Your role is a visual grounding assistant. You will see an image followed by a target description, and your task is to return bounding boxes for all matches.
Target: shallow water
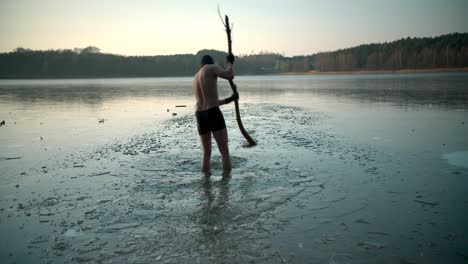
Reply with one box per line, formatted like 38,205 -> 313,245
1,73 -> 468,263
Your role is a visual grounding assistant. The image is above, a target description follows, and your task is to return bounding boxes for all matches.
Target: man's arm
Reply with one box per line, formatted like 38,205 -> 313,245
215,59 -> 235,105
218,91 -> 239,106
214,63 -> 234,80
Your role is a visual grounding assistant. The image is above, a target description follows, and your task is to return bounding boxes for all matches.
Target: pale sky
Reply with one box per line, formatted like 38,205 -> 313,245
1,0 -> 467,56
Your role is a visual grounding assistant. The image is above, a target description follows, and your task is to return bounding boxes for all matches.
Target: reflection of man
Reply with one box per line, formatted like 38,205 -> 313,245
197,176 -> 231,259
193,54 -> 238,174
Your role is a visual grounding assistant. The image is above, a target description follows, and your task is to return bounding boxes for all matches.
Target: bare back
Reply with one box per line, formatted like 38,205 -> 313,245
193,64 -> 233,112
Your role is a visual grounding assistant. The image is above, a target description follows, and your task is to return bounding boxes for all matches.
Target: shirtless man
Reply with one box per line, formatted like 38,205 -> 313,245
193,54 -> 238,174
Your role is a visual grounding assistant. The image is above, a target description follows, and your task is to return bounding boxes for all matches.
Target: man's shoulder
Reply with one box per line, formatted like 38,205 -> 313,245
205,64 -> 222,71
201,64 -> 221,77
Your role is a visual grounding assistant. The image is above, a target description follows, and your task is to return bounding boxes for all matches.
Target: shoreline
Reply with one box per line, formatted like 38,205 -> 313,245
279,67 -> 468,75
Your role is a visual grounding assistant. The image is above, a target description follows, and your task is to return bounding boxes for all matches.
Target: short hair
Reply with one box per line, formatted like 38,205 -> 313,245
201,55 -> 214,65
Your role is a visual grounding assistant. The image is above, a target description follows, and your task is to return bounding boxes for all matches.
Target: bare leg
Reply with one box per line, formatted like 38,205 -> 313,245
200,133 -> 212,173
213,128 -> 231,171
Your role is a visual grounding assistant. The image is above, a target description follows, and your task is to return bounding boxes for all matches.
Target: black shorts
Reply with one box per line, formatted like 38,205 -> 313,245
195,107 -> 226,135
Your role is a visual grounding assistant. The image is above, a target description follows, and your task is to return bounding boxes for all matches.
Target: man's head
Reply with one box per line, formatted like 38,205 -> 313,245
201,55 -> 214,66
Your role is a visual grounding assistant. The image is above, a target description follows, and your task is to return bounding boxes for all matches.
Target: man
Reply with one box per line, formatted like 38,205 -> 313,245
193,54 -> 238,174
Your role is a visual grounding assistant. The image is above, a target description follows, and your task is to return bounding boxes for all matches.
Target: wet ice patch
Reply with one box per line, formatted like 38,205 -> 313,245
442,151 -> 468,168
63,229 -> 84,237
5,103 -> 383,264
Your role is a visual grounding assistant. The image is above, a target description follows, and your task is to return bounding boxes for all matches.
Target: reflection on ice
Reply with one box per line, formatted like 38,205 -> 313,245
442,151 -> 468,168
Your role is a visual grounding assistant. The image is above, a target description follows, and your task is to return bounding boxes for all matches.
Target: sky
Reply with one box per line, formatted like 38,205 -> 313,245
1,0 -> 468,56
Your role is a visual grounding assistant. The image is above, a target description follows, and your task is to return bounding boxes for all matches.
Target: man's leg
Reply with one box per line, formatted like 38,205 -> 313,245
213,128 -> 232,171
200,133 -> 212,173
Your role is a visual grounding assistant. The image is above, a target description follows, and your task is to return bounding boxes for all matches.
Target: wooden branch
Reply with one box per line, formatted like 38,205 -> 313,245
224,15 -> 256,147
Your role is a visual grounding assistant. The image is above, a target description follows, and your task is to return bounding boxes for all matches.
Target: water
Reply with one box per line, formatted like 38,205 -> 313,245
0,73 -> 467,263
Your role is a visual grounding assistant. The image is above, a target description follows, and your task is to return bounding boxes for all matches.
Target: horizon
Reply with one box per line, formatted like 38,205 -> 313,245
1,0 -> 468,56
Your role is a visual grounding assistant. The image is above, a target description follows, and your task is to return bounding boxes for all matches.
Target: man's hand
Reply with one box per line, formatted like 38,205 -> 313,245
227,54 -> 235,64
232,91 -> 239,101
224,92 -> 239,104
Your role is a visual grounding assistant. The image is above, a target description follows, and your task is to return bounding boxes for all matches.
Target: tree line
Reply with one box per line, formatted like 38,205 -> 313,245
313,32 -> 468,71
0,33 -> 467,78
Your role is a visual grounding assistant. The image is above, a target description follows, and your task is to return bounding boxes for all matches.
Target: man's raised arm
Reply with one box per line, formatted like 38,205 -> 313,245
216,62 -> 238,106
215,62 -> 234,80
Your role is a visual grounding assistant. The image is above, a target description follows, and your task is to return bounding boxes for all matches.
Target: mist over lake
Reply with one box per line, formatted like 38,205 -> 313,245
1,73 -> 467,263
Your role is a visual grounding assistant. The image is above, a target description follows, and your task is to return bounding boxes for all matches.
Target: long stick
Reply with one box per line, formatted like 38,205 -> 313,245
224,15 -> 256,147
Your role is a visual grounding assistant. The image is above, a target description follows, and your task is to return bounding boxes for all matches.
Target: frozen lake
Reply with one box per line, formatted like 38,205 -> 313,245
1,73 -> 468,263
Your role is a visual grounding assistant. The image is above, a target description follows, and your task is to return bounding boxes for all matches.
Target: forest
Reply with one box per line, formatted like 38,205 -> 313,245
313,32 -> 468,71
0,33 -> 467,78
